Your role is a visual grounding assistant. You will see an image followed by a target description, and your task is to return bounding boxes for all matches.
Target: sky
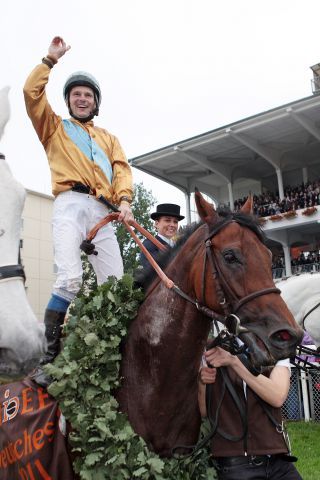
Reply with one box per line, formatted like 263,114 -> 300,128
1,0 -> 320,217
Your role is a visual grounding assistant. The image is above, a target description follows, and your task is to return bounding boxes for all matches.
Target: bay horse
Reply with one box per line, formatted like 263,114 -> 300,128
0,86 -> 45,380
117,191 -> 303,456
277,273 -> 320,349
0,192 -> 303,479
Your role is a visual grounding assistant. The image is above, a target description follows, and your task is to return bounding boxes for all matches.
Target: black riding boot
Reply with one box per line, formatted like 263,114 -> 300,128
30,309 -> 66,387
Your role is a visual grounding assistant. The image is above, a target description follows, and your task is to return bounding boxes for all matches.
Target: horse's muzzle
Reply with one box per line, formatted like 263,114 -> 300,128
240,325 -> 303,367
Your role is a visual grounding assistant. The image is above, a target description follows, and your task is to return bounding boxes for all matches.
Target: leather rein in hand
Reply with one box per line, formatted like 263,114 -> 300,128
82,213 -> 280,333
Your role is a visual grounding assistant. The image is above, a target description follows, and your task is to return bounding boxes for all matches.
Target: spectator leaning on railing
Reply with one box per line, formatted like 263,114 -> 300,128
272,251 -> 320,277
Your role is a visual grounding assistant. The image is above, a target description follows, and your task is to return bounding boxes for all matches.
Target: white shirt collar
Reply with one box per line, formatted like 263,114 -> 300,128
158,233 -> 175,248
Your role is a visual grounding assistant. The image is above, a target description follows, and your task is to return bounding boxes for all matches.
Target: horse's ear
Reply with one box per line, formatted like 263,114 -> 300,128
195,188 -> 219,224
240,194 -> 253,215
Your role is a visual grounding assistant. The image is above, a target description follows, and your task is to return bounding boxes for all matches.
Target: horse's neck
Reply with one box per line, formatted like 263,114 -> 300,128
0,160 -> 26,265
141,231 -> 210,351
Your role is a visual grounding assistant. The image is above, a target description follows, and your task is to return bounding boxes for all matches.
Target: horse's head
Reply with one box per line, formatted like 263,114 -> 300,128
0,86 -> 10,142
193,191 -> 303,367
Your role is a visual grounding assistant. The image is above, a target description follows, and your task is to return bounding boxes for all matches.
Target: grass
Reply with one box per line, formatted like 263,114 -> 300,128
287,421 -> 320,480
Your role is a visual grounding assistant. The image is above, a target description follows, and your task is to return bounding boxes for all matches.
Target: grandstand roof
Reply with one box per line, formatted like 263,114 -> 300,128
130,94 -> 320,199
130,94 -> 320,257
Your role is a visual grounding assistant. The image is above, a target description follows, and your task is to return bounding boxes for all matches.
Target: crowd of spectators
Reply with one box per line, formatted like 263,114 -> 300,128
234,179 -> 320,217
272,251 -> 320,277
233,180 -> 320,277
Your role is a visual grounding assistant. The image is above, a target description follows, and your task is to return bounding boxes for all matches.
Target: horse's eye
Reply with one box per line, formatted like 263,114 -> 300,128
223,251 -> 239,264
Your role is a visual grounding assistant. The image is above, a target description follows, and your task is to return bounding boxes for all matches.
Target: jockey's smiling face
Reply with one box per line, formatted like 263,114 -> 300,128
69,86 -> 96,119
155,216 -> 179,239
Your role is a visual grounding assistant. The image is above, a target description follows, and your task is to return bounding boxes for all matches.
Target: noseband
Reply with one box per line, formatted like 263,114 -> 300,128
0,265 -> 26,283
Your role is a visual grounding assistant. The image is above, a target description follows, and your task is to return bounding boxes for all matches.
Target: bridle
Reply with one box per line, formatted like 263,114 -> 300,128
302,301 -> 320,330
0,153 -> 26,284
84,210 -> 280,333
172,218 -> 283,459
0,265 -> 26,283
173,217 -> 280,334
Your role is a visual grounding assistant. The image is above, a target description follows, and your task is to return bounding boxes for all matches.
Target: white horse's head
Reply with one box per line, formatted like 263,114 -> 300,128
0,86 -> 46,381
279,273 -> 320,349
0,86 -> 10,142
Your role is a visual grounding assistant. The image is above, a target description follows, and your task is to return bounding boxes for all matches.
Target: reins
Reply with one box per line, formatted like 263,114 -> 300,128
83,211 -> 290,460
82,212 -> 226,322
83,213 -> 281,331
291,344 -> 320,370
302,300 -> 320,330
82,212 -> 174,289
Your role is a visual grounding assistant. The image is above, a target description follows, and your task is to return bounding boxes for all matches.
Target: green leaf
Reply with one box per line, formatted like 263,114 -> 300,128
49,275 -> 214,479
132,466 -> 148,477
85,452 -> 102,466
84,333 -> 99,346
147,457 -> 165,473
107,290 -> 116,303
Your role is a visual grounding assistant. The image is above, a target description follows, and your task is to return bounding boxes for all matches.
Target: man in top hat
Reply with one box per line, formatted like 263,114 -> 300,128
139,203 -> 184,269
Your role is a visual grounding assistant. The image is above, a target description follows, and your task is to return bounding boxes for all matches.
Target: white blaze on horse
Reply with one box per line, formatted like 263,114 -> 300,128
277,272 -> 320,349
0,86 -> 45,379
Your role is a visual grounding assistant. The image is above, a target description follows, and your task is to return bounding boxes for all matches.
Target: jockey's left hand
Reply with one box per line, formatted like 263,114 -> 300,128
118,202 -> 134,223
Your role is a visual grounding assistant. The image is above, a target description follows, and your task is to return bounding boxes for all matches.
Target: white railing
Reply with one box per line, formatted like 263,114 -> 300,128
282,365 -> 320,422
272,262 -> 320,279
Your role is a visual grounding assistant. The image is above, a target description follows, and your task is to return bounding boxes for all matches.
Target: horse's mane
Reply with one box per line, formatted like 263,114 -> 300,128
135,208 -> 266,290
209,207 -> 267,244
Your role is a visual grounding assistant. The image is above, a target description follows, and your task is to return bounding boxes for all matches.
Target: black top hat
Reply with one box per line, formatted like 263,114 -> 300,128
150,203 -> 185,221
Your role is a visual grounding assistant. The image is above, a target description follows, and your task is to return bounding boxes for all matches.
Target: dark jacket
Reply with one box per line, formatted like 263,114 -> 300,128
139,235 -> 169,269
209,367 -> 288,457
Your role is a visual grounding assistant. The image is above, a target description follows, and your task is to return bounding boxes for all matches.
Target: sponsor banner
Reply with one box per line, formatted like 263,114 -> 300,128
0,377 -> 74,479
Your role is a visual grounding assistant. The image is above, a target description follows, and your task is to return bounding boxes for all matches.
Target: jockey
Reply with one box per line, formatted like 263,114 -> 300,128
23,36 -> 134,387
139,203 -> 184,269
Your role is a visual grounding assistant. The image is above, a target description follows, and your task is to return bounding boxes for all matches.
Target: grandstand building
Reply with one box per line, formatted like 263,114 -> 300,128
21,190 -> 54,321
130,89 -> 320,278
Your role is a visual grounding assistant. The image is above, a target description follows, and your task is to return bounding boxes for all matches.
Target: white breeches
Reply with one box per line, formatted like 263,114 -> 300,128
52,191 -> 123,301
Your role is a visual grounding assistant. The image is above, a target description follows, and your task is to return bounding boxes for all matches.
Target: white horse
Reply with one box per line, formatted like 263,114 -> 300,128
0,86 -> 45,379
277,273 -> 320,349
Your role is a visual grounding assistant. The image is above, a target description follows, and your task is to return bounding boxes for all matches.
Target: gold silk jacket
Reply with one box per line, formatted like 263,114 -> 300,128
23,63 -> 133,204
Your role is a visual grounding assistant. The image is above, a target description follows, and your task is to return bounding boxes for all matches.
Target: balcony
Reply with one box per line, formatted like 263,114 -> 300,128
260,206 -> 320,232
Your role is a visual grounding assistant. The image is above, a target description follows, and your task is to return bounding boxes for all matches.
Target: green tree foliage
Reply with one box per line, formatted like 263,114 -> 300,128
115,182 -> 156,272
78,252 -> 97,298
